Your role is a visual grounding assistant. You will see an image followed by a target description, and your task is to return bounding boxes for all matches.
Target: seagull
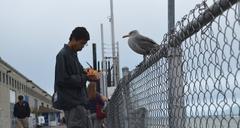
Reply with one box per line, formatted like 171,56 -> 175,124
122,30 -> 160,61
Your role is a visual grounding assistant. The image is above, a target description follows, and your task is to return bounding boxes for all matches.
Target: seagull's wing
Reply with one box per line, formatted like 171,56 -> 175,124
135,34 -> 159,52
135,34 -> 158,45
128,38 -> 147,54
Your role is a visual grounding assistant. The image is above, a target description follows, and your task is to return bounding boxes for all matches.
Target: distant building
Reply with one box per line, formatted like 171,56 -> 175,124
0,57 -> 62,128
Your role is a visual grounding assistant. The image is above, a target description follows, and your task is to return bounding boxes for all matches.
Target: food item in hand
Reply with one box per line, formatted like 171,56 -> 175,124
86,68 -> 98,76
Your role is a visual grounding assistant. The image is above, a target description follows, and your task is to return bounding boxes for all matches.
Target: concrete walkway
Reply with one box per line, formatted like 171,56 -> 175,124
41,125 -> 66,128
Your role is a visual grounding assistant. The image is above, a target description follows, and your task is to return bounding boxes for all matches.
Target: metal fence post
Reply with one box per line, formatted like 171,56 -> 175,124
122,69 -> 131,128
168,46 -> 185,128
122,84 -> 129,128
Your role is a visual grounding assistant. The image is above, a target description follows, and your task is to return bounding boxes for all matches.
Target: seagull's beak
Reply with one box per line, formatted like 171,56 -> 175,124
122,35 -> 129,38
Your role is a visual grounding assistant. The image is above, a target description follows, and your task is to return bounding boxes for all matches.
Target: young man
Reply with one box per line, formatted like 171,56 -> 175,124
13,95 -> 30,128
53,27 -> 98,128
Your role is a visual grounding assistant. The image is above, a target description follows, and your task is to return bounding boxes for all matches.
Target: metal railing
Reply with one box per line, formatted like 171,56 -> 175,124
107,0 -> 240,127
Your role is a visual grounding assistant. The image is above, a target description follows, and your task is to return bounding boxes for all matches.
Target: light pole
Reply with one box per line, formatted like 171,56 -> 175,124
109,0 -> 120,87
100,24 -> 107,96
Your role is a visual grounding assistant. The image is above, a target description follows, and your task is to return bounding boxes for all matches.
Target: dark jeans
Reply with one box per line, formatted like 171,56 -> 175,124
64,105 -> 91,128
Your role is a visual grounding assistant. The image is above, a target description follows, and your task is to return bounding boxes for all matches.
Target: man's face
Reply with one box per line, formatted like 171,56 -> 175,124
74,39 -> 88,51
19,99 -> 23,104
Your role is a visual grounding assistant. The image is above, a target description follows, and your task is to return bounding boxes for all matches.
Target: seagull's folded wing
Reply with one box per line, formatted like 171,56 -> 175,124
135,35 -> 159,51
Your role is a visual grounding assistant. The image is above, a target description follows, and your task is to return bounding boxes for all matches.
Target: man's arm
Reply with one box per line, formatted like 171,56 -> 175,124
13,104 -> 17,117
55,54 -> 87,89
26,102 -> 31,117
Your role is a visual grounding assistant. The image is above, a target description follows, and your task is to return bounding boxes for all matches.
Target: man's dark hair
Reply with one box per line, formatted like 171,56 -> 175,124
18,95 -> 23,101
69,27 -> 90,41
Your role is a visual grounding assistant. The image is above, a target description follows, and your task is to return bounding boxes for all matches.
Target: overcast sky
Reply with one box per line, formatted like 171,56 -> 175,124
0,0 -> 205,94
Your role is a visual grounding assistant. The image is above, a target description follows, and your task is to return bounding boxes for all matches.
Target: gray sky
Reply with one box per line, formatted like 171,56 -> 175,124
0,0 -> 203,94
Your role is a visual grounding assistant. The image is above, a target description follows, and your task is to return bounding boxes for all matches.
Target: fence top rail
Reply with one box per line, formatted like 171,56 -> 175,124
170,0 -> 239,47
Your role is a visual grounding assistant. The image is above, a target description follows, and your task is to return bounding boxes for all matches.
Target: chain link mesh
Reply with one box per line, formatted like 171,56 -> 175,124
107,0 -> 240,127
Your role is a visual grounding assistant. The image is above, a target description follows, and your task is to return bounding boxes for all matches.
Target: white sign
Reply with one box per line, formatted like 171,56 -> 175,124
9,90 -> 16,103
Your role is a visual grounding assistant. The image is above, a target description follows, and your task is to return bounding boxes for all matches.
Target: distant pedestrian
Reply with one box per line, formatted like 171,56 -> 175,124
53,27 -> 100,128
13,95 -> 30,128
62,117 -> 66,124
87,82 -> 107,128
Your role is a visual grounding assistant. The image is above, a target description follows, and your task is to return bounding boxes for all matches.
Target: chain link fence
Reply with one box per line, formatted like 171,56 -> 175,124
107,0 -> 240,127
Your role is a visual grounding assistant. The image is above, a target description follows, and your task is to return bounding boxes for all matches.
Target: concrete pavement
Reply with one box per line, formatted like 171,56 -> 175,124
41,125 -> 66,128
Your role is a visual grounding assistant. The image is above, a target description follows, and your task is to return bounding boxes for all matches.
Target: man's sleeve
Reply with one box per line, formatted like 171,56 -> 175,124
55,54 -> 87,89
26,102 -> 30,117
13,104 -> 17,117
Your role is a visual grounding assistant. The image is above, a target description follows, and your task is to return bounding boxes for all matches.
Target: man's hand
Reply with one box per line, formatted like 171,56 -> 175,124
85,68 -> 101,81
